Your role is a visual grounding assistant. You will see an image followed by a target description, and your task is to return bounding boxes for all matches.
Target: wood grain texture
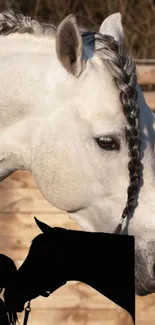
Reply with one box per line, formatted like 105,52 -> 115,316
16,308 -> 133,325
143,91 -> 155,110
0,188 -> 64,213
136,64 -> 155,85
0,212 -> 80,236
135,64 -> 155,111
0,171 -> 36,188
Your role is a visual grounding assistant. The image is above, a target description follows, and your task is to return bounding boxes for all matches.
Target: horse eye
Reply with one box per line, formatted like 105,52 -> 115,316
96,136 -> 120,151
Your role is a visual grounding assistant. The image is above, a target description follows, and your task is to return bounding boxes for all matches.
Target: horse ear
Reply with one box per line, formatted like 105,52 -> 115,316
34,217 -> 52,234
99,13 -> 124,44
55,14 -> 83,77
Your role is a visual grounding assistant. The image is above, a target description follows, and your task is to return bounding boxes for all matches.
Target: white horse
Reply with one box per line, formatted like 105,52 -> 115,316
0,10 -> 155,296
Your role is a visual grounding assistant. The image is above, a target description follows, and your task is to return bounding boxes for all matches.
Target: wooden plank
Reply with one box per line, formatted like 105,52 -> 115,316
16,308 -> 133,325
0,188 -> 64,213
0,236 -> 35,260
135,294 -> 155,325
0,170 -> 37,188
27,292 -> 155,320
136,306 -> 155,325
136,65 -> 155,85
136,294 -> 155,309
135,59 -> 155,64
142,91 -> 155,110
0,213 -> 80,237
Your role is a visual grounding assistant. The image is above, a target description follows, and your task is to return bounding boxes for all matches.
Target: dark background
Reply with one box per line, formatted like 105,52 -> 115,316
0,0 -> 155,59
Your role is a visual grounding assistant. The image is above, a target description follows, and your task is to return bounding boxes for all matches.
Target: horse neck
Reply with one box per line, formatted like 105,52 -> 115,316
65,231 -> 108,281
64,231 -> 134,301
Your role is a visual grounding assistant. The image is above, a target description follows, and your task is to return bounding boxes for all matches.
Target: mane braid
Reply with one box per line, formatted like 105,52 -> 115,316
0,10 -> 57,35
93,33 -> 142,234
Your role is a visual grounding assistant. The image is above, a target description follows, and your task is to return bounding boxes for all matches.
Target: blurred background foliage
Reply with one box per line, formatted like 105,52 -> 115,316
0,0 -> 155,59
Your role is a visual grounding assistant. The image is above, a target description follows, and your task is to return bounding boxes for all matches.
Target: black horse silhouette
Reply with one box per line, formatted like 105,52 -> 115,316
0,254 -> 17,324
3,218 -> 135,324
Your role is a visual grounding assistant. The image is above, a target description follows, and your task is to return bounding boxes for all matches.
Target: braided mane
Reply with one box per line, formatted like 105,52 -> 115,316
0,10 -> 141,234
81,31 -> 141,233
92,33 -> 141,233
0,10 -> 56,35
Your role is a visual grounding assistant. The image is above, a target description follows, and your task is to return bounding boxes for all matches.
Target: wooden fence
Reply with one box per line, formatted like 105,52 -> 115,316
136,61 -> 155,111
0,63 -> 155,325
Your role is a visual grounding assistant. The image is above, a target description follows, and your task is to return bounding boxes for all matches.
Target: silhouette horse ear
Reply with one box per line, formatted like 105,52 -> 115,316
34,217 -> 52,234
